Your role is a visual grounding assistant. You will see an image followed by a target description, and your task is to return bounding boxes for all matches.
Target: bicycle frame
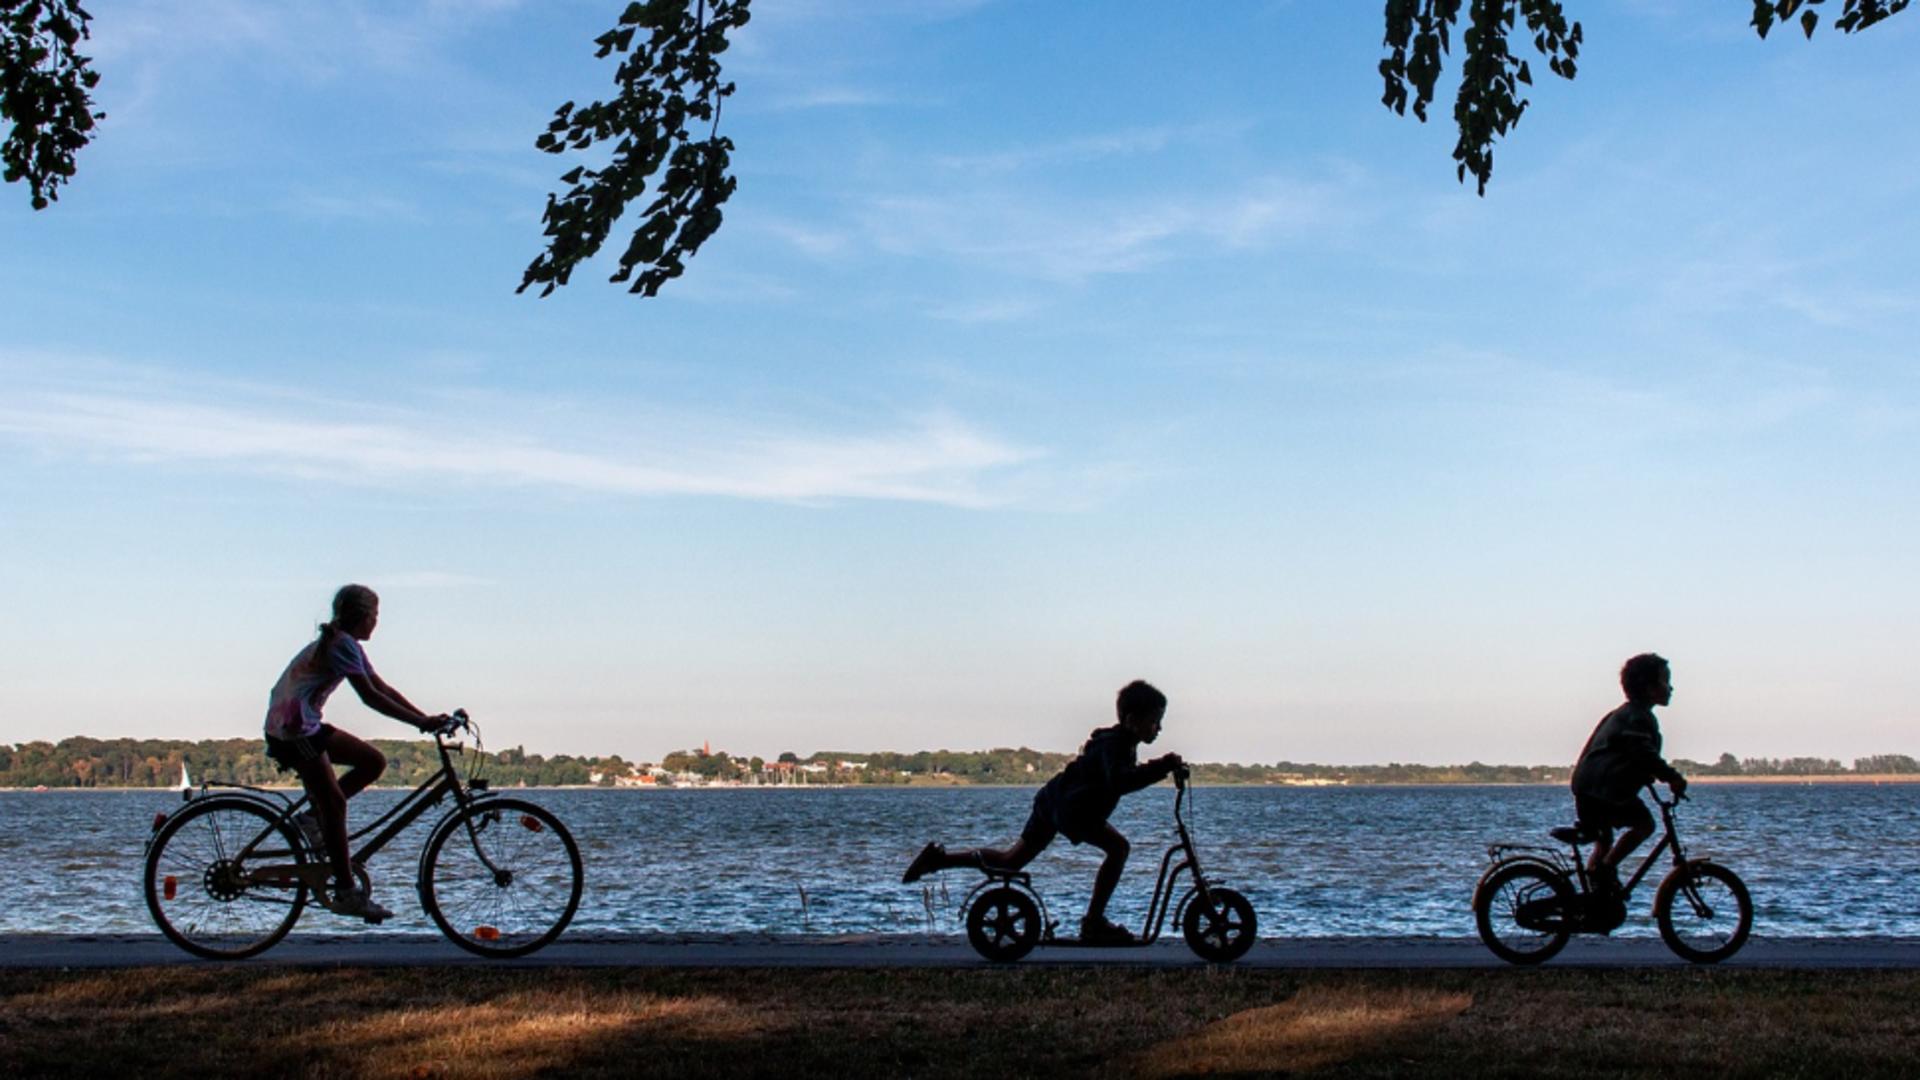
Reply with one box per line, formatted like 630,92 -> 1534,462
1483,786 -> 1689,893
1565,786 -> 1691,902
154,729 -> 498,889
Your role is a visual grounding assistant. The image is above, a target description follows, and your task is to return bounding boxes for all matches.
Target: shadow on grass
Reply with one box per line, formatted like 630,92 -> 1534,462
1132,984 -> 1472,1076
5,968 -> 1920,1078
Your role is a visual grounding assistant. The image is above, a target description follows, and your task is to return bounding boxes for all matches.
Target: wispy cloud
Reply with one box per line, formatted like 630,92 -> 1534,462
855,175 -> 1356,282
0,361 -> 1041,508
931,124 -> 1252,174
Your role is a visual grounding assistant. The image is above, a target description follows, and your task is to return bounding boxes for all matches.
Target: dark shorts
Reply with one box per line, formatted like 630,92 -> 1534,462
1020,789 -> 1101,851
264,723 -> 336,773
1575,792 -> 1653,837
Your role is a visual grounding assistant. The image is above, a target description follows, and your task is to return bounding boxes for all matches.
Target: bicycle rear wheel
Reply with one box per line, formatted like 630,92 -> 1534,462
1655,860 -> 1752,963
144,798 -> 310,959
1474,861 -> 1574,965
421,798 -> 583,958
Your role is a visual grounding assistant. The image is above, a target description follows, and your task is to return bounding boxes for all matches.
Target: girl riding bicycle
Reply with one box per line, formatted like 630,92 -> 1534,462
264,584 -> 450,921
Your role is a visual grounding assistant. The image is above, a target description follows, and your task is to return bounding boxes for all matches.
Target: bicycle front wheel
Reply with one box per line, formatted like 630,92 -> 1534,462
422,798 -> 583,958
1655,860 -> 1752,963
144,798 -> 309,959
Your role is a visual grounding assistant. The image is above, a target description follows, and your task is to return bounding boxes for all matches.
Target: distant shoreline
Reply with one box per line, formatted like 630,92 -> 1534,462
8,774 -> 1920,792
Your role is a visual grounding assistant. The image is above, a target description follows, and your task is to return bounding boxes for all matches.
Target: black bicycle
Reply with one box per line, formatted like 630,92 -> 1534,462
1472,784 -> 1752,965
959,766 -> 1258,963
143,711 -> 583,960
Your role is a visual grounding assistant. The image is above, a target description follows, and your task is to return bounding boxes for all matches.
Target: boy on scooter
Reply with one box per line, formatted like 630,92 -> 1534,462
1571,653 -> 1688,894
902,679 -> 1184,944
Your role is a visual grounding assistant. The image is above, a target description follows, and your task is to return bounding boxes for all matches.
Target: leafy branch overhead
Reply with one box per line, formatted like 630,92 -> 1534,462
0,0 -> 102,209
520,0 -> 752,299
1380,0 -> 1907,197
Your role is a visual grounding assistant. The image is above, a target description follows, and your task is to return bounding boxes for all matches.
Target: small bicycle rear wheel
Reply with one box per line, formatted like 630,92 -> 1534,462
966,886 -> 1041,962
1474,862 -> 1573,965
1655,860 -> 1752,964
144,798 -> 309,959
1181,886 -> 1257,963
422,798 -> 583,958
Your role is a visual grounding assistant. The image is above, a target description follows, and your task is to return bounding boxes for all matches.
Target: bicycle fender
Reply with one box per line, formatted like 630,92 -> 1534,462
1472,857 -> 1568,910
1656,857 -> 1738,893
412,793 -> 521,892
145,792 -> 289,859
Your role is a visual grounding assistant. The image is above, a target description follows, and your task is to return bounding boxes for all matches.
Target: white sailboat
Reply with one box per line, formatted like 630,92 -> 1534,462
178,761 -> 192,791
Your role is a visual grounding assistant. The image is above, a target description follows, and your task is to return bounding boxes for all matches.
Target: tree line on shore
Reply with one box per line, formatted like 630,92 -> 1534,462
4,737 -> 1917,789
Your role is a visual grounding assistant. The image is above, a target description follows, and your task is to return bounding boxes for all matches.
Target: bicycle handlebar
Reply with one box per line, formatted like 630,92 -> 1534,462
1646,781 -> 1689,808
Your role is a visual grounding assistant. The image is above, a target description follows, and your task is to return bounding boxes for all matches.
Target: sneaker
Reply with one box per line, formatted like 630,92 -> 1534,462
1079,915 -> 1136,945
902,842 -> 945,884
331,886 -> 394,924
292,811 -> 326,852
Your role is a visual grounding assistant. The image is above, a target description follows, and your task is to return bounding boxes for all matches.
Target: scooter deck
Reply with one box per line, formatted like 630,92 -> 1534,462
1038,936 -> 1151,948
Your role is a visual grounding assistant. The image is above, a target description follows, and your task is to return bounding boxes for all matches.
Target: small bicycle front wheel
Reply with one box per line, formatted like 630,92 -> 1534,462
144,798 -> 309,959
1474,862 -> 1574,965
965,886 -> 1041,962
1654,860 -> 1752,964
421,798 -> 583,958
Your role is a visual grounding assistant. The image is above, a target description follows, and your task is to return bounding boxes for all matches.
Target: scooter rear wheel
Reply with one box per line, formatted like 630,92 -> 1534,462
1181,886 -> 1257,962
966,886 -> 1041,962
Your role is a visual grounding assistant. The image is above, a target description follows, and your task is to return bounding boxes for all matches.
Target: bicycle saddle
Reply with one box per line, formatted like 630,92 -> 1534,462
1550,825 -> 1600,845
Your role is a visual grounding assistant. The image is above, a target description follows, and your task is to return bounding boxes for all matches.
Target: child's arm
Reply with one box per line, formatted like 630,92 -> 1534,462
369,672 -> 428,717
346,673 -> 440,732
1107,745 -> 1183,797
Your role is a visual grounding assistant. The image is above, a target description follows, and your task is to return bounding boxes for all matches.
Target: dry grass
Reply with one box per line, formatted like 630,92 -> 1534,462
2,967 -> 1918,1078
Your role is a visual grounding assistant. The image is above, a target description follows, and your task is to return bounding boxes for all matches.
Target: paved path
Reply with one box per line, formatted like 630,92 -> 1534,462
6,934 -> 1920,969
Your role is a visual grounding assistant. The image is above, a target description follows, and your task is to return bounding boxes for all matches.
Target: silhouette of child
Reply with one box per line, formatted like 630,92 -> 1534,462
902,679 -> 1184,944
1571,653 -> 1688,892
264,584 -> 451,922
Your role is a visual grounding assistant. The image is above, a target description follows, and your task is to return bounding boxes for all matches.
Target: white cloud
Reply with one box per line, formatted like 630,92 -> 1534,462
0,361 -> 1041,508
854,174 -> 1355,282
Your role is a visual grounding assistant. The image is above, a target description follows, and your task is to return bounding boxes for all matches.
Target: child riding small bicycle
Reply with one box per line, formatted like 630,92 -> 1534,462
1571,652 -> 1688,894
902,679 -> 1183,944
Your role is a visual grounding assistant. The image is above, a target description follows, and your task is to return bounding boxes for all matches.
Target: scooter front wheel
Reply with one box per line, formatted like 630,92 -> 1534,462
966,886 -> 1041,962
1181,886 -> 1257,963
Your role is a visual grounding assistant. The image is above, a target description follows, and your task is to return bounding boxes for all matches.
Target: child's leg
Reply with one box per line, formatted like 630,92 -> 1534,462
289,754 -> 353,891
1082,823 -> 1131,923
913,836 -> 1040,877
324,729 -> 387,800
1601,819 -> 1654,874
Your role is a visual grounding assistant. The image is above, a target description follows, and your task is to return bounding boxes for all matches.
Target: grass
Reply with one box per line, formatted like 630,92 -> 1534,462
3,966 -> 1919,1078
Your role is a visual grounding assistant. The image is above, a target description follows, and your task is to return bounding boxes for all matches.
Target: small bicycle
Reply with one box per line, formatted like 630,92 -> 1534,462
1472,784 -> 1752,965
142,710 -> 583,960
959,766 -> 1258,963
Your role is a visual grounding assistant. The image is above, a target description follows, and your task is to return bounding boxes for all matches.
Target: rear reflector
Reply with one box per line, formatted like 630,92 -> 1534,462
163,875 -> 178,900
520,815 -> 543,833
474,925 -> 501,942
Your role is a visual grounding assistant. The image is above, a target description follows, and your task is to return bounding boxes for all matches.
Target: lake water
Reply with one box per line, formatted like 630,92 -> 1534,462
2,783 -> 1915,939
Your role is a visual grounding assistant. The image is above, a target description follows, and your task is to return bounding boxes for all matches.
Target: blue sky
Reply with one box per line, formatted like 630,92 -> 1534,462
2,1 -> 1915,766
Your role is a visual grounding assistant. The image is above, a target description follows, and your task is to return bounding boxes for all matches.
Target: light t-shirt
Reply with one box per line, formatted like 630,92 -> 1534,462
264,632 -> 371,739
